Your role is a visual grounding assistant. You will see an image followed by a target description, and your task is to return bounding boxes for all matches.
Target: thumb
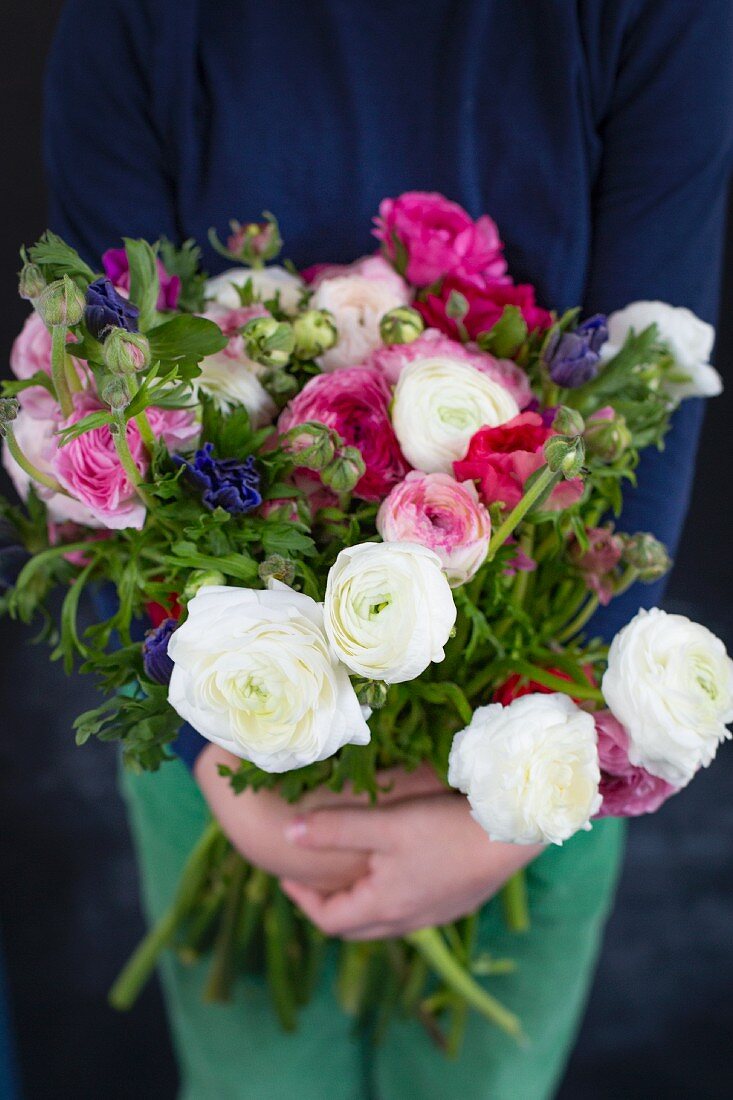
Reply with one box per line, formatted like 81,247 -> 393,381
284,805 -> 391,852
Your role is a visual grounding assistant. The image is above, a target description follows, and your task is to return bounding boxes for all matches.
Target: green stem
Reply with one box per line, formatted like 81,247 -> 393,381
500,871 -> 530,934
3,425 -> 70,495
203,856 -> 248,1003
510,530 -> 535,609
64,351 -> 83,394
135,410 -> 157,452
488,465 -> 560,560
555,595 -> 600,643
501,659 -> 604,703
406,927 -> 524,1041
51,324 -> 73,417
109,820 -> 222,1010
111,413 -> 154,510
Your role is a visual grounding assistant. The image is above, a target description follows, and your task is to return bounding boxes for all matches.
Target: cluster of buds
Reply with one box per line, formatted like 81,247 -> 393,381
543,434 -> 585,479
243,316 -> 295,369
18,260 -> 45,301
621,532 -> 671,581
291,310 -> 338,360
583,407 -> 632,463
36,275 -> 85,329
379,306 -> 424,346
104,328 -> 150,375
355,678 -> 389,709
210,213 -> 282,266
258,554 -> 296,587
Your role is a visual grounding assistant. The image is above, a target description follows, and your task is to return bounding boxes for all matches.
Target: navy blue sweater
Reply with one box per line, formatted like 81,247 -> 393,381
44,0 -> 733,768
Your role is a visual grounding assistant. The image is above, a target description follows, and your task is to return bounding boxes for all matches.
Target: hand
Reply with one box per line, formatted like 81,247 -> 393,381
280,793 -> 543,939
194,744 -> 445,895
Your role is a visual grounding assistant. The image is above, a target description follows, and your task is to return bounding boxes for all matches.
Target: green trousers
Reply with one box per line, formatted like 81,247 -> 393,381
121,761 -> 625,1100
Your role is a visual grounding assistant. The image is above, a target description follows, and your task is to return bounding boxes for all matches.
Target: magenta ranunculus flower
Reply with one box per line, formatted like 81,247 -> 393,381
10,312 -> 85,419
52,395 -> 149,530
361,327 -> 532,408
419,274 -> 554,341
373,192 -> 508,287
102,247 -> 182,311
377,471 -> 491,587
594,710 -> 679,819
278,366 -> 410,501
569,526 -> 624,606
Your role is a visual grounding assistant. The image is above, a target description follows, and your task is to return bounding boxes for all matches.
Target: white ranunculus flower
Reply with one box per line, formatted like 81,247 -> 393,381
323,541 -> 456,684
168,584 -> 371,773
602,608 -> 733,786
603,300 -> 722,400
205,266 -> 304,314
310,272 -> 410,372
391,357 -> 520,473
195,352 -> 276,425
448,694 -> 602,845
2,407 -> 101,527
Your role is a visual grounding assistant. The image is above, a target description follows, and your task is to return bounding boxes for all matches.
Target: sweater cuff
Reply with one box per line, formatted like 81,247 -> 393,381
171,723 -> 208,771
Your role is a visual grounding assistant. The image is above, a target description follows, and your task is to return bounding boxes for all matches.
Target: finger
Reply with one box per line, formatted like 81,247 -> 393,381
374,763 -> 447,802
284,806 -> 392,852
280,875 -> 381,937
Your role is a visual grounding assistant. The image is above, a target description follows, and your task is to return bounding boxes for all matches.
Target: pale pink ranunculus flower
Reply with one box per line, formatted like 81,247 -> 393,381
377,471 -> 491,587
361,327 -> 532,408
2,405 -> 101,527
373,191 -> 508,287
594,710 -> 678,818
309,256 -> 411,371
51,395 -> 148,530
145,405 -> 200,452
10,312 -> 86,419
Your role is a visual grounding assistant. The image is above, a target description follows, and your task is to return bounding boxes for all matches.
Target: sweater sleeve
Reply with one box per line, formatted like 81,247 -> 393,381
44,0 -> 207,769
582,0 -> 733,640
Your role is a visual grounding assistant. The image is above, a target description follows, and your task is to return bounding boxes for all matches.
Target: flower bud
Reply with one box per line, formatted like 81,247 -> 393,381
583,409 -> 632,463
258,554 -> 296,586
355,679 -> 388,709
291,309 -> 338,359
225,214 -> 282,264
321,446 -> 366,492
552,405 -> 585,438
281,422 -> 337,471
183,569 -> 226,600
100,375 -> 132,413
621,532 -> 671,581
0,398 -> 20,436
37,275 -> 85,328
18,261 -> 45,301
243,316 -> 295,369
261,368 -> 299,403
379,305 -> 424,346
104,328 -> 151,374
543,435 -> 585,478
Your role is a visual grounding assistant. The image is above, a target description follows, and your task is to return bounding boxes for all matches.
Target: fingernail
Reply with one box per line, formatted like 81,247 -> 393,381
285,817 -> 307,842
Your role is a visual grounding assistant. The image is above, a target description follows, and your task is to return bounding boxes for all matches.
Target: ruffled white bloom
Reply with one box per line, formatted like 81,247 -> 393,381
2,407 -> 100,527
195,352 -> 276,425
310,263 -> 411,371
602,608 -> 733,785
448,694 -> 601,845
391,357 -> 519,473
603,301 -> 722,399
168,584 -> 370,773
323,541 -> 456,683
205,266 -> 304,314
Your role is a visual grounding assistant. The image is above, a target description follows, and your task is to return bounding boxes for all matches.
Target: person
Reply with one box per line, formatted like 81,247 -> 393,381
43,2 -> 733,1097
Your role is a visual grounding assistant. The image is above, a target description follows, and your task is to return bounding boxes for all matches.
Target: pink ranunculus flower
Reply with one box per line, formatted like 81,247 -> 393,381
594,710 -> 678,818
373,191 -> 508,287
52,395 -> 149,530
278,366 -> 410,502
361,327 -> 532,408
377,472 -> 491,587
309,256 -> 412,371
145,405 -> 200,452
418,273 -> 554,342
103,248 -> 181,311
10,312 -> 86,419
454,411 -> 584,513
569,526 -> 624,606
2,405 -> 101,527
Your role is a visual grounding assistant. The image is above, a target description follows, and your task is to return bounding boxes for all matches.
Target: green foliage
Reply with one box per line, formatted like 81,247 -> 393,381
158,237 -> 208,313
124,238 -> 160,331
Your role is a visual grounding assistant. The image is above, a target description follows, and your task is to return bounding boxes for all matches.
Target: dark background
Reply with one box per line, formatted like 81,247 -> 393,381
1,5 -> 732,1098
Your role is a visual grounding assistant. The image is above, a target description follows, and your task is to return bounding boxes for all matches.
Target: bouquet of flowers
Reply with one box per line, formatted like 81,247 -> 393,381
2,192 -> 731,1053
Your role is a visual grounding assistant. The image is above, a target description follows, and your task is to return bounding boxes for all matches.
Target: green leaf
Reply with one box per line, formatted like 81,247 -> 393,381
476,305 -> 527,358
57,410 -> 114,445
124,238 -> 160,331
410,681 -> 473,725
27,231 -> 96,284
158,237 -> 207,313
147,314 -> 227,375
